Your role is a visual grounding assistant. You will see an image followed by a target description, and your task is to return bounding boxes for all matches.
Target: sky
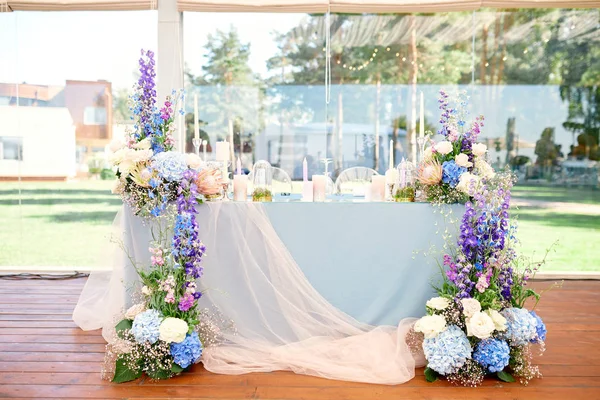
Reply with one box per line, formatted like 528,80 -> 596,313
0,11 -> 305,89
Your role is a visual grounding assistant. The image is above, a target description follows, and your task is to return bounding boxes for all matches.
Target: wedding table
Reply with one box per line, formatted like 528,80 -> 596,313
99,201 -> 461,328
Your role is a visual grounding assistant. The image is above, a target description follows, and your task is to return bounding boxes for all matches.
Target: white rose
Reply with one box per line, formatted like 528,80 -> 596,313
434,141 -> 453,155
472,143 -> 488,157
455,153 -> 473,168
475,158 -> 496,179
141,286 -> 152,296
466,311 -> 496,339
456,172 -> 481,195
485,309 -> 507,332
461,298 -> 482,318
186,153 -> 203,169
124,303 -> 146,320
426,297 -> 451,311
414,315 -> 447,339
159,317 -> 189,344
108,148 -> 127,166
108,138 -> 126,153
132,149 -> 153,163
133,137 -> 152,150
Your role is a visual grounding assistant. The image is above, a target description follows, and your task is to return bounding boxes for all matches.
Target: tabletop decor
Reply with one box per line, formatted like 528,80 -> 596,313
417,90 -> 495,204
409,92 -> 549,387
103,49 -> 223,382
251,160 -> 274,202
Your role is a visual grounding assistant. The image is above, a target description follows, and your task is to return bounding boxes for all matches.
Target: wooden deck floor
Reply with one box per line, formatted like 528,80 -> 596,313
1,278 -> 599,399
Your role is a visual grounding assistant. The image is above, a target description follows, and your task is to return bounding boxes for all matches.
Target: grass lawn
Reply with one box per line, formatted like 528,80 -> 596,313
0,181 -> 598,271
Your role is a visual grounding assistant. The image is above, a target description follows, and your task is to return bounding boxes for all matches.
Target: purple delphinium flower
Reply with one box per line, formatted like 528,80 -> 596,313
178,292 -> 195,312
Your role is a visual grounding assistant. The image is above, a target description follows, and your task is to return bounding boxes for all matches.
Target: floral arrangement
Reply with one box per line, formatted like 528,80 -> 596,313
418,90 -> 495,204
409,92 -> 549,386
103,50 -> 225,383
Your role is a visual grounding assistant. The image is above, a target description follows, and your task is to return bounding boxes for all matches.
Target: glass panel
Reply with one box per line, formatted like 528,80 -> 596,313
183,12 -> 326,183
472,8 -> 600,272
0,11 -> 157,269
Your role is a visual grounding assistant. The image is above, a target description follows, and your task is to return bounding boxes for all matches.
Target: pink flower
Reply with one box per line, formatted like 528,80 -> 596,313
196,168 -> 224,197
417,160 -> 443,185
151,256 -> 164,266
165,292 -> 176,304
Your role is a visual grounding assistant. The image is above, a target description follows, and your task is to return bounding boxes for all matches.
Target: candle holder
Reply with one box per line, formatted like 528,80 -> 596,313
205,160 -> 231,201
395,160 -> 416,202
251,160 -> 273,202
192,138 -> 201,157
202,140 -> 208,161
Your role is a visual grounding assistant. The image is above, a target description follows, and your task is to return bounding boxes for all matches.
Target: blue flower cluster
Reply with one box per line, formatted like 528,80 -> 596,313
152,151 -> 188,181
442,161 -> 466,188
170,332 -> 203,368
423,325 -> 472,375
530,311 -> 547,343
473,338 -> 510,373
501,307 -> 538,345
131,309 -> 162,344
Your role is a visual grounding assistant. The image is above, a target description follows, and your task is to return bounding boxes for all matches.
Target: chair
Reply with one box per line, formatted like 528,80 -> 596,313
334,167 -> 379,195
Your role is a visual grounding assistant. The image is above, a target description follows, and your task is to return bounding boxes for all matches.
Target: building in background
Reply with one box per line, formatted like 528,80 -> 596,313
0,80 -> 113,179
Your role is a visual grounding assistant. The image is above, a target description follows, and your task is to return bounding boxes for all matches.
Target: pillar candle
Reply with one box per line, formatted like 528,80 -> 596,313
202,140 -> 207,161
233,175 -> 248,202
236,157 -> 242,176
371,175 -> 386,202
302,181 -> 313,202
389,139 -> 394,171
313,175 -> 327,202
194,94 -> 199,141
419,91 -> 424,138
216,141 -> 229,161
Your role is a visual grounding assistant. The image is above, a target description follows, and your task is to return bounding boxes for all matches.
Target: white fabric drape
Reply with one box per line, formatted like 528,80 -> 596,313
177,0 -> 328,12
5,0 -> 156,11
74,203 -> 424,385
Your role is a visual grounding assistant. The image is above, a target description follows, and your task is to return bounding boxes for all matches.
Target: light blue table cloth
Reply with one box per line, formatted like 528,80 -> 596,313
261,201 -> 461,325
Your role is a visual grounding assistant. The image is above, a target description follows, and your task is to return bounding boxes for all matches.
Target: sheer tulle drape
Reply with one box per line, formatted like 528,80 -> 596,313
74,203 -> 424,385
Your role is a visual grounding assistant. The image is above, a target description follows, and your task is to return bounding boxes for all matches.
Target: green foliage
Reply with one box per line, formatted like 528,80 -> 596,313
497,370 -> 516,383
171,363 -> 185,374
100,168 -> 116,180
112,357 -> 142,383
424,367 -> 439,382
115,319 -> 133,339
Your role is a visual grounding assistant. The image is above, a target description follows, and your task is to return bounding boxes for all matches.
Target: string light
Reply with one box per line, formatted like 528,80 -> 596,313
386,47 -> 391,51
401,56 -> 406,61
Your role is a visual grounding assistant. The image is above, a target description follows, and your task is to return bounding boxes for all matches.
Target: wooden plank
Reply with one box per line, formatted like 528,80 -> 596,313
0,334 -> 105,344
0,320 -> 79,328
0,343 -> 106,353
0,328 -> 100,336
0,351 -> 104,362
0,361 -> 101,373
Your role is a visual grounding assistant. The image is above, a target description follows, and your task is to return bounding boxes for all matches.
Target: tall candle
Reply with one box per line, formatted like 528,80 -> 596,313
236,157 -> 242,176
194,94 -> 199,140
389,139 -> 394,170
202,140 -> 207,161
216,141 -> 229,161
419,91 -> 424,139
233,175 -> 248,202
313,174 -> 327,202
303,157 -> 308,182
302,181 -> 313,202
371,175 -> 386,202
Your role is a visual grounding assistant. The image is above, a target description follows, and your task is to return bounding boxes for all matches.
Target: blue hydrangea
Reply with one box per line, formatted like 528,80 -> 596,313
501,308 -> 538,345
529,311 -> 547,343
473,338 -> 510,373
423,325 -> 472,375
170,332 -> 203,368
131,309 -> 162,344
152,151 -> 188,181
442,160 -> 466,188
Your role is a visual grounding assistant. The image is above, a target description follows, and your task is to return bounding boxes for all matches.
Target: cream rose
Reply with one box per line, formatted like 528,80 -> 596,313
455,153 -> 473,168
475,158 -> 496,179
133,137 -> 152,150
423,146 -> 433,160
485,309 -> 507,332
108,138 -> 126,153
426,297 -> 451,311
124,303 -> 146,320
414,315 -> 447,339
456,172 -> 481,195
186,153 -> 203,169
461,298 -> 482,318
159,317 -> 189,344
434,141 -> 453,155
472,143 -> 488,157
466,311 -> 496,339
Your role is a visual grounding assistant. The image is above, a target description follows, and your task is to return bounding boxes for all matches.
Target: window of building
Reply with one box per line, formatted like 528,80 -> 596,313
0,137 -> 23,161
84,106 -> 107,125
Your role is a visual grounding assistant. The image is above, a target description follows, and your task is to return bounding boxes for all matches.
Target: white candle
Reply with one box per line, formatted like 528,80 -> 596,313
385,168 -> 398,185
236,157 -> 242,176
233,175 -> 248,202
194,94 -> 199,141
302,181 -> 313,202
202,140 -> 207,161
364,183 -> 372,202
419,91 -> 424,139
216,141 -> 229,161
303,157 -> 308,182
389,139 -> 394,171
313,175 -> 327,202
371,175 -> 386,202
